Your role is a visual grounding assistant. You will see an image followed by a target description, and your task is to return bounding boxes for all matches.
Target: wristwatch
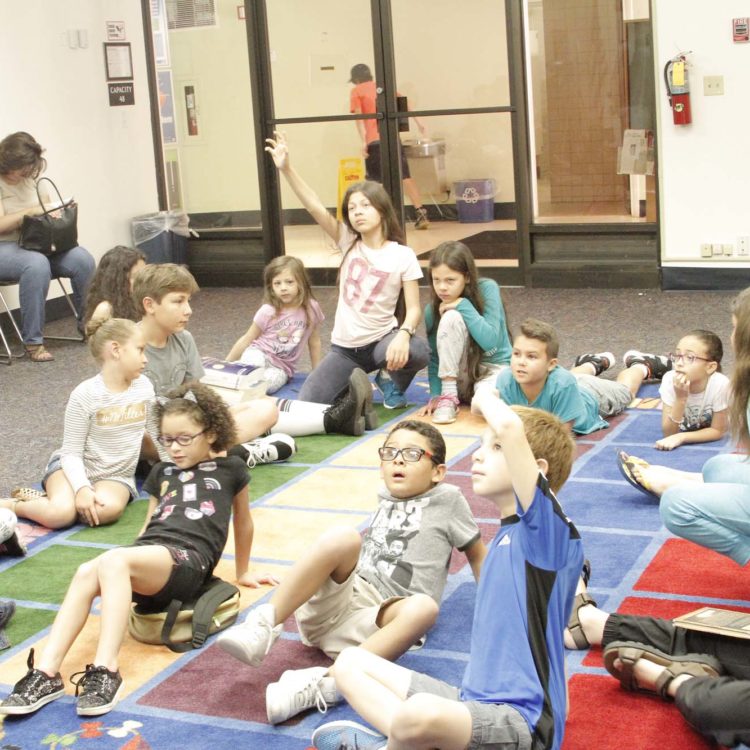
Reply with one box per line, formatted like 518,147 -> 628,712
399,325 -> 416,337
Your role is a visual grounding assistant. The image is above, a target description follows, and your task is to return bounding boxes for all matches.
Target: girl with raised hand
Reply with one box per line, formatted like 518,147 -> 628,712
0,382 -> 276,718
226,255 -> 323,394
1,318 -> 156,529
265,131 -> 429,409
83,245 -> 146,335
418,241 -> 512,424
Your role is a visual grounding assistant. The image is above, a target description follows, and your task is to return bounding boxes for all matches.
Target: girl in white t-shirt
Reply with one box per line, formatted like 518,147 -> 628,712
265,131 -> 429,408
1,318 -> 157,529
226,256 -> 324,394
657,329 -> 730,450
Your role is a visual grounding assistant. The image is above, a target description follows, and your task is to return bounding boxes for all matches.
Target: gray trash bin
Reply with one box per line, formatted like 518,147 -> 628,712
132,210 -> 192,264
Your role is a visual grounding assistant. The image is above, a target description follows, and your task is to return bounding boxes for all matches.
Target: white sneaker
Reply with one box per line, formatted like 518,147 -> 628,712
216,603 -> 281,666
229,434 -> 297,468
432,395 -> 460,425
265,666 -> 340,724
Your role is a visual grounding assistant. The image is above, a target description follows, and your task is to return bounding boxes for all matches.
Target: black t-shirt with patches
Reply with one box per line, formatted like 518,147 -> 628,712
141,456 -> 249,570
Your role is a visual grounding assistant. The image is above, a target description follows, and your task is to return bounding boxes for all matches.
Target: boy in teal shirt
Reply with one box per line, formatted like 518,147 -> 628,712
496,318 -> 670,434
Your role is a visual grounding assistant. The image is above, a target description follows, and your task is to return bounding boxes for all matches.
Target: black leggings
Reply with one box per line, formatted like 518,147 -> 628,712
603,613 -> 750,747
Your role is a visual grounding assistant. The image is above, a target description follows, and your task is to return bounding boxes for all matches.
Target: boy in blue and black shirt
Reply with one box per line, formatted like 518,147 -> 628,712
311,391 -> 583,750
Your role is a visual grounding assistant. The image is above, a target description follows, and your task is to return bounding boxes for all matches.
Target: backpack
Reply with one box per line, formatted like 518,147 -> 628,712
128,576 -> 240,652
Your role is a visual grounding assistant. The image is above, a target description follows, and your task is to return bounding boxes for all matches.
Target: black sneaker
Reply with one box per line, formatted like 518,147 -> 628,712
323,369 -> 371,436
228,434 -> 296,467
573,351 -> 615,377
0,649 -> 64,715
71,664 -> 124,716
623,350 -> 672,381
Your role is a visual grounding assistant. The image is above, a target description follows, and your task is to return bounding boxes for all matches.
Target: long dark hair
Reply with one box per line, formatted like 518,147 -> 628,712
729,288 -> 750,448
427,241 -> 487,388
84,246 -> 146,331
339,180 -> 407,323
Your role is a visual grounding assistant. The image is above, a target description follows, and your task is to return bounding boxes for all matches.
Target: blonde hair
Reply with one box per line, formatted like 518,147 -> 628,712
511,405 -> 574,492
132,263 -> 199,315
87,318 -> 138,363
729,288 -> 750,446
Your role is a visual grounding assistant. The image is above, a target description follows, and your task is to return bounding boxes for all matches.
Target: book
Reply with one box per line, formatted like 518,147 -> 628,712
200,357 -> 268,397
673,606 -> 750,640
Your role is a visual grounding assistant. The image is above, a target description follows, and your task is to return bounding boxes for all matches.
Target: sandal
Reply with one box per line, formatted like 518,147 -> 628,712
567,591 -> 597,649
11,487 -> 47,502
602,641 -> 724,699
25,344 -> 54,363
616,450 -> 658,500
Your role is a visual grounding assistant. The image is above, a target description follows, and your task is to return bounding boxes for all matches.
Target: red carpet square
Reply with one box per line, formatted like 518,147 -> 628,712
634,539 -> 750,600
140,638 -> 331,723
563,674 -> 711,750
582,596 -> 750,667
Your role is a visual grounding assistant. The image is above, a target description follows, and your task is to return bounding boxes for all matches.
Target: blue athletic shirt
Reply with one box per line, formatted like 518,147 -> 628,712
496,365 -> 607,434
461,474 -> 583,750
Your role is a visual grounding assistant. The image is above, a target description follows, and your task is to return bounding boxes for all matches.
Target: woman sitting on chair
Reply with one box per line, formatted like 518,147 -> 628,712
0,131 -> 95,362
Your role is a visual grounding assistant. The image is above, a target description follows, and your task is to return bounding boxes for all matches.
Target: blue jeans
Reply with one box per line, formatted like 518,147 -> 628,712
660,453 -> 750,565
298,329 -> 430,404
0,241 -> 95,344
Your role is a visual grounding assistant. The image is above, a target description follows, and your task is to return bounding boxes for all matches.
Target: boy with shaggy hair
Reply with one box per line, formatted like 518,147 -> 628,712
497,318 -> 668,434
311,393 -> 583,750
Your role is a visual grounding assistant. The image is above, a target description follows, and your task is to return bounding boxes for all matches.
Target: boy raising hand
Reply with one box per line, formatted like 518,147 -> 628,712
311,392 -> 583,750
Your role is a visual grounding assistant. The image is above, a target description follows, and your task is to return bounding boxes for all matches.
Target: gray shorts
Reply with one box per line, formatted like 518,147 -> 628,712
42,455 -> 139,502
408,672 -> 532,750
574,373 -> 632,417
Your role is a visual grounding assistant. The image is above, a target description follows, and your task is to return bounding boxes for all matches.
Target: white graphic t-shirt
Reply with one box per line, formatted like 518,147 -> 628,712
659,370 -> 731,431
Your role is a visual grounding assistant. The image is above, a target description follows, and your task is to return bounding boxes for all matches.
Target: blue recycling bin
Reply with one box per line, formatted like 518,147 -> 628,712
132,211 -> 190,264
454,179 -> 496,223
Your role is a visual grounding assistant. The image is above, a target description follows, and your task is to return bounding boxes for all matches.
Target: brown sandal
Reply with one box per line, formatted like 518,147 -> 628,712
25,344 -> 54,362
602,641 -> 724,699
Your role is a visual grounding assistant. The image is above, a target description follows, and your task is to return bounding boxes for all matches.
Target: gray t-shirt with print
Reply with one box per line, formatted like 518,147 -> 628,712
357,482 -> 480,603
143,330 -> 205,396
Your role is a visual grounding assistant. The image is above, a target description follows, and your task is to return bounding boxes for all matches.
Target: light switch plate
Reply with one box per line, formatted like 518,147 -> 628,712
704,75 -> 724,95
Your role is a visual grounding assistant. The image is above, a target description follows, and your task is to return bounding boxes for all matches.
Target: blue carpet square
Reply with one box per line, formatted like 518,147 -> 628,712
427,581 -> 477,653
576,530 -> 653,588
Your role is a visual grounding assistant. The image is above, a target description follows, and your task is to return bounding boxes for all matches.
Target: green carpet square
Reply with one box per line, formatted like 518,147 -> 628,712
69,499 -> 149,545
2,605 -> 57,648
0,546 -> 103,604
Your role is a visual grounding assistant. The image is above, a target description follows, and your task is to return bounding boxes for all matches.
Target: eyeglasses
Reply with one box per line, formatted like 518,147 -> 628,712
668,353 -> 712,365
378,446 -> 434,463
156,430 -> 206,447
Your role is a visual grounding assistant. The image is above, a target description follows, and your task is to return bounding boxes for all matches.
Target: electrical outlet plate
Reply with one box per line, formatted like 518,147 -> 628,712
738,237 -> 750,256
701,243 -> 713,257
704,75 -> 724,96
723,244 -> 734,257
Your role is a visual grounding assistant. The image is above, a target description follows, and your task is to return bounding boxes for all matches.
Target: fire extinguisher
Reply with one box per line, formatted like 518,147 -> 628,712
664,54 -> 691,126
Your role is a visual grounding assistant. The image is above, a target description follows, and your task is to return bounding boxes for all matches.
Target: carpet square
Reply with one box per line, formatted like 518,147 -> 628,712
70,499 -> 149,545
634,538 -> 750,600
247,464 -> 309,500
573,444 -> 711,481
577,531 -> 653,589
563,674 -> 711,750
576,412 -> 627,442
447,474 -> 503,519
246,507 -> 370,563
558,479 -> 663,531
426,581 -> 476,653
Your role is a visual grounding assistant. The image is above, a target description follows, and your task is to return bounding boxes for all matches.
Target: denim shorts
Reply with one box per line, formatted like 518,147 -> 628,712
42,455 -> 139,502
408,672 -> 532,750
129,544 -> 209,610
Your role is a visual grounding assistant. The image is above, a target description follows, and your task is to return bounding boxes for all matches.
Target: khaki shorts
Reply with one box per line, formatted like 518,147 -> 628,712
295,572 -> 400,659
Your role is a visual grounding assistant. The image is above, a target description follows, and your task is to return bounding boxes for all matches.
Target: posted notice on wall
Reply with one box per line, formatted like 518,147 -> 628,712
617,129 -> 654,176
108,82 -> 135,106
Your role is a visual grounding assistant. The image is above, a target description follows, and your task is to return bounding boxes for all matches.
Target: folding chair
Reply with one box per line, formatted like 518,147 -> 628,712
0,278 -> 84,365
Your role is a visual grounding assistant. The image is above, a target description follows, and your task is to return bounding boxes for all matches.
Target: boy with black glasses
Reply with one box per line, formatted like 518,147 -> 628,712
217,419 -> 485,725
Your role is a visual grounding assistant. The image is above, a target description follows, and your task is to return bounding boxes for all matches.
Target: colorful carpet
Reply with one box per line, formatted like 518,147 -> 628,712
1,381 -> 748,750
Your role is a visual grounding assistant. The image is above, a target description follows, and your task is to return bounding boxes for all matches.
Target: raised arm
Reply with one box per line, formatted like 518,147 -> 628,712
265,131 -> 339,241
472,390 -> 540,511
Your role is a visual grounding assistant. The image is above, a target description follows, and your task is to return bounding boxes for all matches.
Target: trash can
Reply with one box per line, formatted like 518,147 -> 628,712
454,179 -> 496,223
131,210 -> 191,264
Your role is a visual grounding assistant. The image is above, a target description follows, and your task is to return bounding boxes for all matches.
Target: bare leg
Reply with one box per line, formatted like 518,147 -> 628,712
6,470 -> 77,529
85,480 -> 131,527
563,576 -> 609,649
269,526 -> 361,624
402,177 -> 424,209
631,459 -> 703,497
230,397 -> 279,443
332,647 -> 473,750
616,365 -> 648,399
361,594 -> 438,661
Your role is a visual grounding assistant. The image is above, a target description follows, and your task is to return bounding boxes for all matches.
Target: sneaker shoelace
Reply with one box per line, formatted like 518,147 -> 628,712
243,441 -> 276,468
434,395 -> 459,410
293,674 -> 329,715
71,665 -> 112,701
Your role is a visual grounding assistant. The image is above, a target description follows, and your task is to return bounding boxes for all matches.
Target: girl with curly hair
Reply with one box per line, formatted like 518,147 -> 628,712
83,245 -> 146,335
0,381 -> 277,719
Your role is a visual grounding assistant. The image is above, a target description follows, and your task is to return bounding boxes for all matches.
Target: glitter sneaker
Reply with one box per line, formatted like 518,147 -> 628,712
71,664 -> 124,716
0,649 -> 64,715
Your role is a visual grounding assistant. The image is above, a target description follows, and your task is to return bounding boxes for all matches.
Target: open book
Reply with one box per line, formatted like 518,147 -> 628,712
673,606 -> 750,640
200,357 -> 268,398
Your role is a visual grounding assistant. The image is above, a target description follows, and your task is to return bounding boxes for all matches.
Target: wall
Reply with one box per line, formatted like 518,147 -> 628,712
654,1 -> 750,267
0,0 -> 158,307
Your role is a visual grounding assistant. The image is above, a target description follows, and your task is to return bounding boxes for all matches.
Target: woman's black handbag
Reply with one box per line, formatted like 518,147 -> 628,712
18,177 -> 78,256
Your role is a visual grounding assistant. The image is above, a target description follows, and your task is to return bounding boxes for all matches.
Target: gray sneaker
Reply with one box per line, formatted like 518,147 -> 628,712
414,207 -> 430,230
216,603 -> 281,666
266,666 -> 340,724
0,649 -> 64,715
72,664 -> 124,716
